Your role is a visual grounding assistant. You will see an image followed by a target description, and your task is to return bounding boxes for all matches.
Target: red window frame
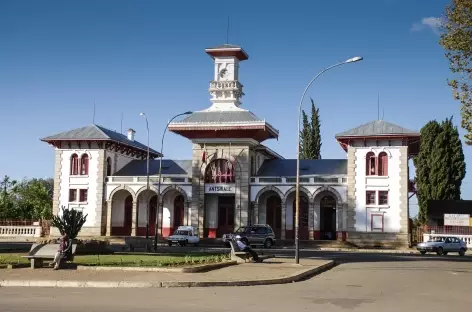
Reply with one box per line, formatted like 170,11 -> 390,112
70,154 -> 79,175
205,159 -> 235,183
366,152 -> 376,176
371,214 -> 384,232
378,191 -> 388,205
80,154 -> 89,175
378,152 -> 388,176
69,189 -> 77,202
79,189 -> 88,202
366,191 -> 376,205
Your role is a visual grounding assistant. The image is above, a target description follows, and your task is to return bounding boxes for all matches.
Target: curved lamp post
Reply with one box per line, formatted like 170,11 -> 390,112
295,56 -> 363,264
153,111 -> 193,252
139,112 -> 150,239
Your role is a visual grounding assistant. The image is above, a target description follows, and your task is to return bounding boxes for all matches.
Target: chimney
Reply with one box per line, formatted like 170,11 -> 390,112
127,128 -> 136,141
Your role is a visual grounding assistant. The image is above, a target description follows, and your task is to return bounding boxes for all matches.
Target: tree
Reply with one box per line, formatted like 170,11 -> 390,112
299,98 -> 322,159
14,179 -> 53,220
0,175 -> 18,219
439,0 -> 472,145
309,99 -> 322,159
52,206 -> 87,239
0,176 -> 53,220
414,118 -> 466,224
299,111 -> 312,159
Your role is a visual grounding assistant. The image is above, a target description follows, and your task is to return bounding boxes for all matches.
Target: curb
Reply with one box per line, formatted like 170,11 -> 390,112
314,248 -> 418,254
0,260 -> 336,288
76,261 -> 237,273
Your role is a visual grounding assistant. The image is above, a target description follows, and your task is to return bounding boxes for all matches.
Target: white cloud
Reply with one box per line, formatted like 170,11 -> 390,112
411,17 -> 442,35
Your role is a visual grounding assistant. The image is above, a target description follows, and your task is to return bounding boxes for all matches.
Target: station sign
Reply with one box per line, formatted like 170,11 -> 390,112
444,214 -> 470,226
205,184 -> 235,194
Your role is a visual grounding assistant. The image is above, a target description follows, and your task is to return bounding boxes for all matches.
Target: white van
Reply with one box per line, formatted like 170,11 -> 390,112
167,226 -> 200,246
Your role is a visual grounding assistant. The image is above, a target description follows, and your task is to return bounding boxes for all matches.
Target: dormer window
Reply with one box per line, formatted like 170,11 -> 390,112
70,154 -> 79,175
80,154 -> 89,175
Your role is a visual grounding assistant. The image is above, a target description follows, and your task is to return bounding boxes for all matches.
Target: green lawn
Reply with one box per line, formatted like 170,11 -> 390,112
0,253 -> 230,267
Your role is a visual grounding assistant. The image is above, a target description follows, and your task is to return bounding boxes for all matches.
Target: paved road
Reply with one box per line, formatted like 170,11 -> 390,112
1,252 -> 471,312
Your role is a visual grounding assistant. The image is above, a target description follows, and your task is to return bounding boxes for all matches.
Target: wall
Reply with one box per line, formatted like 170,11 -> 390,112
191,142 -> 251,236
353,145 -> 404,233
106,150 -> 136,174
58,148 -> 101,234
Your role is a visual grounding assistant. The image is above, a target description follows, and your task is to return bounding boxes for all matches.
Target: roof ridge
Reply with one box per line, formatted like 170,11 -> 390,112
92,124 -> 112,139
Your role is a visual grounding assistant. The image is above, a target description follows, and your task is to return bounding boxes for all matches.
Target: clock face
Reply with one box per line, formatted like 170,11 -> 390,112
219,68 -> 228,78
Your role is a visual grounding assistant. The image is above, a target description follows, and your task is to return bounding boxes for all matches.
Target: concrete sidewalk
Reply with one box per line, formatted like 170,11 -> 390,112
0,258 -> 334,288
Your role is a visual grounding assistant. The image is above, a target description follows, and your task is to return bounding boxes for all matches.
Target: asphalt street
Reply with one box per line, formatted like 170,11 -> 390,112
1,251 -> 471,312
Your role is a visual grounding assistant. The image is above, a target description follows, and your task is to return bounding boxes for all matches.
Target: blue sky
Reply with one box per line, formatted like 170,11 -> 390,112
0,0 -> 470,216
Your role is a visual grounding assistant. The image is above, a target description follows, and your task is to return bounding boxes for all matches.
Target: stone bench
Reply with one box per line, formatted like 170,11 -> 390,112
22,243 -> 77,269
229,240 -> 273,263
123,237 -> 152,252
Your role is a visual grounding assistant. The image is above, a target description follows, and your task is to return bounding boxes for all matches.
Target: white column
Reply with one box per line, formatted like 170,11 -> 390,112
106,200 -> 112,236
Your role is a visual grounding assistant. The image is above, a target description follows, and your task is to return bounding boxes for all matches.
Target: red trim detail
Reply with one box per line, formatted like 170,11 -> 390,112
207,228 -> 217,239
80,154 -> 89,175
162,227 -> 171,238
313,231 -> 321,240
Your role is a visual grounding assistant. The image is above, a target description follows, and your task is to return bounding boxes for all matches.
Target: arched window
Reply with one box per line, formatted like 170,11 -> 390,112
70,154 -> 79,175
80,154 -> 89,175
205,159 -> 235,183
378,152 -> 388,176
366,152 -> 376,176
106,157 -> 112,176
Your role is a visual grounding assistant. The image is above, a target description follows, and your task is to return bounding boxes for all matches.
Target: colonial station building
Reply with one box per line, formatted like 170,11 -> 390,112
42,44 -> 420,247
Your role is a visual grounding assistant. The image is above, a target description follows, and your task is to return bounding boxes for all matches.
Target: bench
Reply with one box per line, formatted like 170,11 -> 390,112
123,237 -> 152,252
229,240 -> 273,263
22,243 -> 77,269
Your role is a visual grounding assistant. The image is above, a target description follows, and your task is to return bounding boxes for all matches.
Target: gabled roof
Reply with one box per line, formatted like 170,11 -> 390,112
174,110 -> 263,124
41,124 -> 161,156
256,159 -> 347,177
114,160 -> 192,176
168,108 -> 279,141
335,120 -> 419,138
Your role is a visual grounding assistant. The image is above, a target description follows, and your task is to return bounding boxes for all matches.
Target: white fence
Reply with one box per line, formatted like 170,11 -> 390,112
423,233 -> 472,248
0,225 -> 42,238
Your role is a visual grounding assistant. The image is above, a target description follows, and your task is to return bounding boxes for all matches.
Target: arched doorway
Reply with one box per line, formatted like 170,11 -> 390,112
111,190 -> 133,236
292,195 -> 309,240
266,195 -> 282,238
136,190 -> 158,237
320,195 -> 336,240
204,158 -> 236,238
148,195 -> 157,236
173,195 -> 184,233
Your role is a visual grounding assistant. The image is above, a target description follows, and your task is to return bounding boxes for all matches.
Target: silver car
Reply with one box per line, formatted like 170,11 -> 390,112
222,224 -> 276,248
417,236 -> 467,256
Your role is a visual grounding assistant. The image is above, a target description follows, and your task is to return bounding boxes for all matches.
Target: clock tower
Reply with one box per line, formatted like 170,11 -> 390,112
205,44 -> 248,110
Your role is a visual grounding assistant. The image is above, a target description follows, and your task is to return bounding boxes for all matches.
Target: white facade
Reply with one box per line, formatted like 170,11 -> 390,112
354,146 -> 402,232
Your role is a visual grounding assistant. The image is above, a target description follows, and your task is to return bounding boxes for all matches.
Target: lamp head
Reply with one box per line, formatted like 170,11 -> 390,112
140,112 -> 146,116
345,56 -> 363,63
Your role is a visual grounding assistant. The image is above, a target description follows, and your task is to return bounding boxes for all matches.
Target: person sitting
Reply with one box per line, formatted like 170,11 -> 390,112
50,233 -> 70,270
235,235 -> 261,263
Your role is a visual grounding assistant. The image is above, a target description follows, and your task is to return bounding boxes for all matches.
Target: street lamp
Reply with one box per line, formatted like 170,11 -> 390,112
139,112 -> 150,239
294,56 -> 363,264
153,110 -> 193,252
